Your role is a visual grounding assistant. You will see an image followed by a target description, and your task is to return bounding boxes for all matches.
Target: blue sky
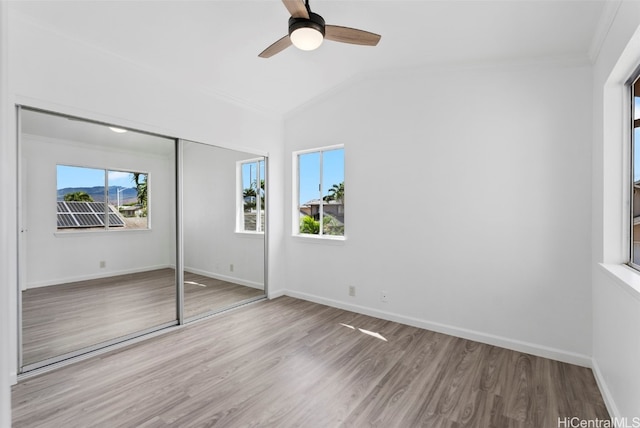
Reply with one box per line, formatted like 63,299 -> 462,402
242,160 -> 265,190
58,148 -> 345,204
299,148 -> 344,205
239,150 -> 343,205
57,165 -> 138,190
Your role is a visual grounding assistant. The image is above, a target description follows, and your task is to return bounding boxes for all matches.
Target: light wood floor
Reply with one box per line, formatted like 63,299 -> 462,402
22,269 -> 264,365
13,296 -> 608,427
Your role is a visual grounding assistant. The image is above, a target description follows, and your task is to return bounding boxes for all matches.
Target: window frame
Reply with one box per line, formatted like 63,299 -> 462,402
292,144 -> 345,240
56,164 -> 150,233
236,158 -> 265,234
629,70 -> 640,270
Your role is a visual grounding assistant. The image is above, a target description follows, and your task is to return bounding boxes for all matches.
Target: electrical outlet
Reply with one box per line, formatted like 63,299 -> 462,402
229,264 -> 234,272
348,286 -> 356,297
380,291 -> 388,302
99,261 -> 106,268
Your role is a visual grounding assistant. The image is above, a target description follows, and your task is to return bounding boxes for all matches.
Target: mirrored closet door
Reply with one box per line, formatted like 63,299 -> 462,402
18,108 -> 178,370
17,108 -> 268,373
181,140 -> 266,320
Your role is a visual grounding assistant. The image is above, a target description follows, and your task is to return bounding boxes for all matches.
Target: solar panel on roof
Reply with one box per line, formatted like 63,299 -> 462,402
76,213 -> 103,227
108,213 -> 124,226
57,213 -> 75,228
87,202 -> 106,213
56,201 -> 125,229
57,202 -> 70,213
65,201 -> 94,213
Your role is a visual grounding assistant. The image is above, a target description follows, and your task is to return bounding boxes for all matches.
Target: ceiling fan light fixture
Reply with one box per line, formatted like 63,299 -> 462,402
258,1 -> 381,58
289,13 -> 325,51
290,27 -> 323,50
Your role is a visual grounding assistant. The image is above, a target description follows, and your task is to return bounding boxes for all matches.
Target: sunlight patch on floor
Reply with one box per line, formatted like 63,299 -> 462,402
339,323 -> 387,341
185,281 -> 207,287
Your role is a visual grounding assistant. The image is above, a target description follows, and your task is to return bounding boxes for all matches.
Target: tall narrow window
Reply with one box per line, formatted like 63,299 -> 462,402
56,165 -> 149,231
631,76 -> 640,266
238,159 -> 265,233
295,145 -> 344,237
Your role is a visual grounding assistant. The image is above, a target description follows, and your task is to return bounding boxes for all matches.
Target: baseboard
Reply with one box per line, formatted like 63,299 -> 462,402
184,267 -> 263,290
591,358 -> 621,418
26,264 -> 174,289
267,289 -> 286,299
283,290 -> 592,368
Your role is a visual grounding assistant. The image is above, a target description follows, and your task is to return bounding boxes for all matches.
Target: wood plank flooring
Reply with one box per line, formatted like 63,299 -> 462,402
22,269 -> 264,365
13,296 -> 609,427
183,271 -> 264,317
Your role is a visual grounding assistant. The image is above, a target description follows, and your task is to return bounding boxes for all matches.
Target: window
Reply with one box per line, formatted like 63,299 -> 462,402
238,159 -> 265,233
295,145 -> 344,237
631,75 -> 640,266
56,165 -> 149,231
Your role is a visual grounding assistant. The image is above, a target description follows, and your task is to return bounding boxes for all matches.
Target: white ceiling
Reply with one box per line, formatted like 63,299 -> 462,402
10,0 -> 608,116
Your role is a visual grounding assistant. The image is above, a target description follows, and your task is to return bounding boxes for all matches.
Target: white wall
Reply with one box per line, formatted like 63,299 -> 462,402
182,141 -> 265,288
21,133 -> 176,288
2,9 -> 285,388
284,61 -> 594,365
591,0 -> 640,418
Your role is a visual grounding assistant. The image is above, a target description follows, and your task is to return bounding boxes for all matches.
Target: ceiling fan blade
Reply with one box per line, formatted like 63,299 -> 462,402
258,35 -> 292,58
325,25 -> 381,46
282,0 -> 309,19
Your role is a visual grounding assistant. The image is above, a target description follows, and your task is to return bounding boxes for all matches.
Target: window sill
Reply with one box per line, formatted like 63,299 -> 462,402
54,228 -> 151,237
598,263 -> 640,302
291,234 -> 346,245
234,231 -> 264,239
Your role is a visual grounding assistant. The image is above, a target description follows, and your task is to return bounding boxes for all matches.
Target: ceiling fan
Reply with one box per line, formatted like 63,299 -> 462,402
259,0 -> 381,58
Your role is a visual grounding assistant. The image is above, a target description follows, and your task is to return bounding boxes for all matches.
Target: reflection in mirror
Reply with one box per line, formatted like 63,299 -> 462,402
633,79 -> 640,265
56,166 -> 150,231
239,159 -> 265,233
19,108 -> 177,369
182,140 -> 266,319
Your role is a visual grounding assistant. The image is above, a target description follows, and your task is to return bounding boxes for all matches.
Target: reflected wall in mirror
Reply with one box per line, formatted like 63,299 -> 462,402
19,108 -> 177,369
182,140 -> 266,319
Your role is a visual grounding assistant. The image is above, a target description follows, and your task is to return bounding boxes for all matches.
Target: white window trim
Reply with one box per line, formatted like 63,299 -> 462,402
597,27 -> 640,300
236,157 -> 265,234
292,144 -> 345,240
628,68 -> 640,272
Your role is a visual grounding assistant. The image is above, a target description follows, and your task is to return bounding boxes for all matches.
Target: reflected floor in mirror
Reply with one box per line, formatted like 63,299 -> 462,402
183,271 -> 264,319
21,268 -> 264,365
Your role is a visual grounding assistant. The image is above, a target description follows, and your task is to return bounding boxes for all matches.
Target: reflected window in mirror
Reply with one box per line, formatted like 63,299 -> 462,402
630,74 -> 640,267
57,165 -> 149,231
238,158 -> 265,233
